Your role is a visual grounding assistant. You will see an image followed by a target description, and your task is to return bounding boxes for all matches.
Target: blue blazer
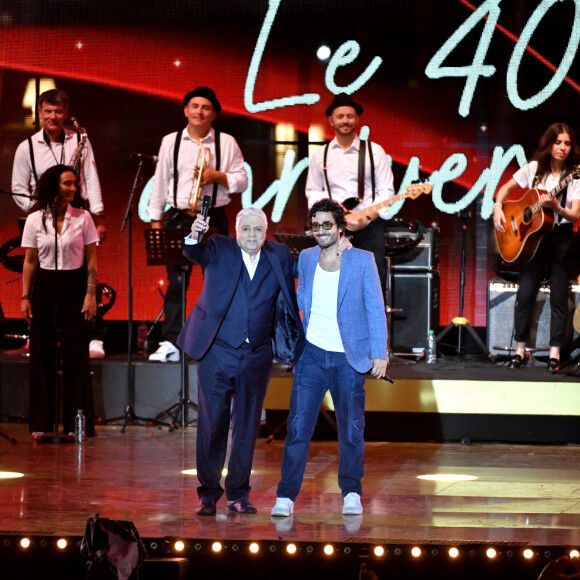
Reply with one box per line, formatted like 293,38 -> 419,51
298,246 -> 387,373
177,236 -> 304,365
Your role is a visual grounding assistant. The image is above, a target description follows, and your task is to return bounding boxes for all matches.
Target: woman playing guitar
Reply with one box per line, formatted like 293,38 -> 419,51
493,123 -> 580,371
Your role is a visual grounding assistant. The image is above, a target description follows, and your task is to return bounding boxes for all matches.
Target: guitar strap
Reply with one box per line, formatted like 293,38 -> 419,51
173,129 -> 220,208
322,139 -> 376,203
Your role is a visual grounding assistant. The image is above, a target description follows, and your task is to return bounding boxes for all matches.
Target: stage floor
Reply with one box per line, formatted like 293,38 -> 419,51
1,421 -> 580,546
2,422 -> 580,578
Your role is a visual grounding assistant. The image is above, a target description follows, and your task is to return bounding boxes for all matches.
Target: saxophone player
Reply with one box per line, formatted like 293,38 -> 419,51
12,88 -> 107,360
12,89 -> 106,242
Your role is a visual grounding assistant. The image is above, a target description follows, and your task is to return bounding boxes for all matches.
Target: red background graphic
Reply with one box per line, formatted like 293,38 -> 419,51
0,1 -> 578,330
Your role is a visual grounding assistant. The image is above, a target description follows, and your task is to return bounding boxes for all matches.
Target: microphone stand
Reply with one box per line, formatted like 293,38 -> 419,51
113,159 -> 167,432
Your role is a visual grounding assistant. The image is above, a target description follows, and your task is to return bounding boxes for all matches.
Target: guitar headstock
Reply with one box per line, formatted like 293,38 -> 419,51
404,182 -> 432,199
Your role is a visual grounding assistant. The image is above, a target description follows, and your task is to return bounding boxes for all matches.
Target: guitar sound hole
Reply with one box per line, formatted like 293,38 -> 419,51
342,197 -> 361,211
522,207 -> 533,224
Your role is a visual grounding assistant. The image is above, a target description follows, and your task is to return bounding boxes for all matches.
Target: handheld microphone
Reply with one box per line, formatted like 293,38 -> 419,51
131,153 -> 159,163
199,195 -> 212,242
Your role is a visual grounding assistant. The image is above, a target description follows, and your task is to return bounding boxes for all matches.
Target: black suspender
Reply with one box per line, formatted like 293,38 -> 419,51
213,130 -> 220,207
28,131 -> 78,184
172,130 -> 182,208
173,129 -> 221,208
28,138 -> 37,183
322,139 -> 376,204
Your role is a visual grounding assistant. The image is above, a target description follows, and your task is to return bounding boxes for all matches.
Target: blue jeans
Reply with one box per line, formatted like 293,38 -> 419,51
277,341 -> 366,502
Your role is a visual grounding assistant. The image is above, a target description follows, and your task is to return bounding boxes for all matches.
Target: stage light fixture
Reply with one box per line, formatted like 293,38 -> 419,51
222,468 -> 228,476
411,547 -> 422,558
306,545 -> 314,554
523,549 -> 534,559
286,543 -> 297,554
232,544 -> 239,552
249,543 -> 260,554
317,45 -> 331,60
323,544 -> 334,556
570,549 -> 579,558
486,548 -> 497,559
174,541 -> 185,552
269,544 -> 277,552
373,546 -> 385,557
56,539 -> 67,550
0,471 -> 25,479
417,474 -> 478,482
449,547 -> 459,559
20,538 -> 31,549
212,542 -> 222,553
181,469 -> 196,476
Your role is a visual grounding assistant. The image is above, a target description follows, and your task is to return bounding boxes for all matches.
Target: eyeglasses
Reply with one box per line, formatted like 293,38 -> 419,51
311,221 -> 336,232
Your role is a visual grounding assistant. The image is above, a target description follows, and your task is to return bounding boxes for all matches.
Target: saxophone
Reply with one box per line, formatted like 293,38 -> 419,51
69,117 -> 88,175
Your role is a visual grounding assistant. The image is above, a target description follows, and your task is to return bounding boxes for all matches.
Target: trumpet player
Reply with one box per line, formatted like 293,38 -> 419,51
147,86 -> 248,363
12,89 -> 106,242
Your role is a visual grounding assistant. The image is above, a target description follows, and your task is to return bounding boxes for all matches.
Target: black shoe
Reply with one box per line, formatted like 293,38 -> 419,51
196,497 -> 216,516
507,354 -> 524,368
546,358 -> 559,373
227,498 -> 257,514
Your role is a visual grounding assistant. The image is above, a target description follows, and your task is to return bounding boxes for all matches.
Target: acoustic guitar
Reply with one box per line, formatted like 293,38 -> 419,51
344,182 -> 432,229
495,167 -> 580,264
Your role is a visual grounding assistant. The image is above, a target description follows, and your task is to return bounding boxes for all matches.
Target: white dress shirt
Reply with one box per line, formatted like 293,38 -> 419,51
147,127 -> 248,221
21,205 -> 99,270
12,128 -> 104,215
513,161 -> 580,224
305,134 -> 395,219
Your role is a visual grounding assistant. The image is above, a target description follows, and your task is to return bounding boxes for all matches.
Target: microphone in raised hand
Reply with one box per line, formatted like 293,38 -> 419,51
198,195 -> 212,242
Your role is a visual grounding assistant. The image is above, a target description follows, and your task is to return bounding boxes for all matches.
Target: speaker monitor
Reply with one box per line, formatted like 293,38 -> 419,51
391,227 -> 439,271
486,280 -> 580,356
391,271 -> 440,354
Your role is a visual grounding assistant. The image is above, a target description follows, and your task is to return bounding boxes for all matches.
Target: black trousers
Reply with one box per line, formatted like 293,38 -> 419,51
29,268 -> 94,435
195,340 -> 273,502
514,224 -> 575,347
352,219 -> 386,293
162,206 -> 228,344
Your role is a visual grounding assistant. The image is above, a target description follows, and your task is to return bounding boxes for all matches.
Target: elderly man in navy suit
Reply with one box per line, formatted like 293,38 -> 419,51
177,207 -> 304,515
271,198 -> 387,518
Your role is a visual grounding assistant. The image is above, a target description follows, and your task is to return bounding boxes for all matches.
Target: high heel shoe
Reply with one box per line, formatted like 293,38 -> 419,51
546,358 -> 559,373
507,354 -> 524,368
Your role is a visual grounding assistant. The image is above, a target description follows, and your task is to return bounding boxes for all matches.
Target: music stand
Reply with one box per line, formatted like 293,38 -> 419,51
144,228 -> 198,430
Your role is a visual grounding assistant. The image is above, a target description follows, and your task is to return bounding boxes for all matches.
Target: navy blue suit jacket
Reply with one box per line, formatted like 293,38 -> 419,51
177,236 -> 304,365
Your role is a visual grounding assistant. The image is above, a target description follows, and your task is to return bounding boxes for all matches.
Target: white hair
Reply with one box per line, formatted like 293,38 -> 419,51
235,207 -> 268,232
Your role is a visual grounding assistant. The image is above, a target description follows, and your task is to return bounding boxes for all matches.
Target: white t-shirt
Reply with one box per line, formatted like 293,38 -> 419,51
306,264 -> 344,352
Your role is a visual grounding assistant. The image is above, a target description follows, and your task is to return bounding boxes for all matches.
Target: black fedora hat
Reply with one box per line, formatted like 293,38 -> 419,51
325,93 -> 363,116
183,86 -> 222,114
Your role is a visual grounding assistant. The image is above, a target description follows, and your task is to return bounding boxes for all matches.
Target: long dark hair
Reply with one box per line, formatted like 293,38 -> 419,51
32,164 -> 83,231
307,198 -> 347,232
533,122 -> 580,177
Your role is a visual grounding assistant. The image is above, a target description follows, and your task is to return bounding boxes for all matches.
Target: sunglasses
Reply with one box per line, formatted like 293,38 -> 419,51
311,221 -> 336,232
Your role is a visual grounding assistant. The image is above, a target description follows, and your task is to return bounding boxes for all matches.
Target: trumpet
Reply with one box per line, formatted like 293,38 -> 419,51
69,117 -> 88,175
189,146 -> 211,209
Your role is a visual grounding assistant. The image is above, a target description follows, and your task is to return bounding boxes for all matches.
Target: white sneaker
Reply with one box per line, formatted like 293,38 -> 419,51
271,497 -> 294,517
342,492 -> 363,515
148,341 -> 179,362
89,339 -> 105,359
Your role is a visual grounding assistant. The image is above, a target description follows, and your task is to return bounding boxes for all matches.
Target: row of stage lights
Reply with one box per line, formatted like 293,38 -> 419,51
4,535 -> 580,563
